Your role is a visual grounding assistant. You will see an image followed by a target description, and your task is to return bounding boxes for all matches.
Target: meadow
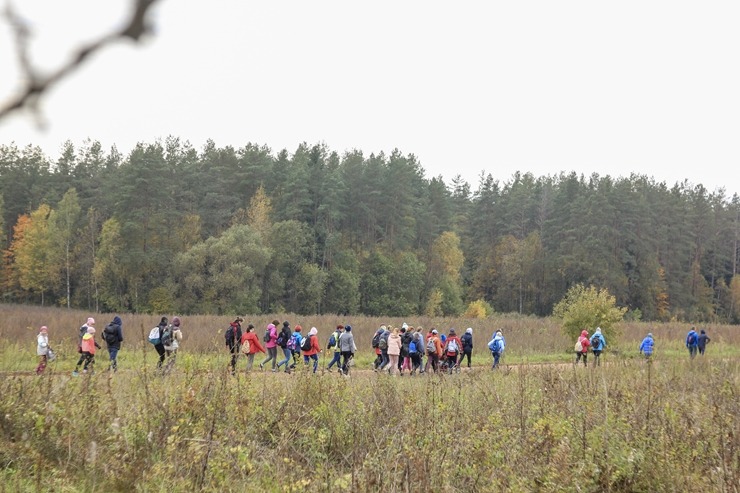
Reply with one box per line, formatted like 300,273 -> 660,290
0,304 -> 738,492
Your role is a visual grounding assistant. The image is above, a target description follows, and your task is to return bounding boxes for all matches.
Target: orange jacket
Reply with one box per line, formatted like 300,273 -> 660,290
81,333 -> 99,354
303,334 -> 321,356
241,332 -> 265,355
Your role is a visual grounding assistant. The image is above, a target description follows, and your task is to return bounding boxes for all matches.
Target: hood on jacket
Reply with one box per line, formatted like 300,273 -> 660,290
267,323 -> 276,331
172,316 -> 181,327
581,330 -> 589,337
595,327 -> 602,334
309,327 -> 318,336
82,333 -> 93,340
113,316 -> 122,326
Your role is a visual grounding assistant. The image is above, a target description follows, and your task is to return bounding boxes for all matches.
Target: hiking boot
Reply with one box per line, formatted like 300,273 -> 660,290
71,370 -> 79,377
271,368 -> 278,373
259,363 -> 264,370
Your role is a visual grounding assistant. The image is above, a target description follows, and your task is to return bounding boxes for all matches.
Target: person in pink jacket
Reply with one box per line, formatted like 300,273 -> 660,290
574,329 -> 591,367
260,322 -> 279,371
387,327 -> 402,376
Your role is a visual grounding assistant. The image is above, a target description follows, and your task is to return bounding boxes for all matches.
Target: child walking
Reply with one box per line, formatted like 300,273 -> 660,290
73,326 -> 101,376
36,325 -> 50,375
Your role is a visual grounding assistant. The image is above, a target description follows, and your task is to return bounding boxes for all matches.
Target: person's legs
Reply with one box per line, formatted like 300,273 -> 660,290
277,348 -> 291,369
462,351 -> 472,367
593,351 -> 601,367
388,355 -> 398,375
156,344 -> 166,368
327,351 -> 342,370
699,346 -> 705,355
108,347 -> 119,371
83,353 -> 95,372
380,351 -> 389,370
36,355 -> 47,375
492,351 -> 500,369
340,351 -> 352,374
230,348 -> 239,373
75,353 -> 86,372
689,346 -> 697,359
310,354 -> 319,373
582,353 -> 588,367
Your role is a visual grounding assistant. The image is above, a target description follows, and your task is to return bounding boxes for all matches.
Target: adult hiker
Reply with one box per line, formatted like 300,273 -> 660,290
574,330 -> 590,367
424,329 -> 442,373
225,317 -> 243,375
459,328 -> 474,368
240,323 -> 265,371
590,327 -> 606,367
326,324 -> 344,372
102,316 -> 123,372
639,332 -> 654,361
152,317 -> 169,370
698,329 -> 711,356
488,330 -> 505,369
276,321 -> 293,372
163,316 -> 183,372
338,324 -> 356,375
686,327 -> 699,359
387,327 -> 402,376
260,322 -> 280,371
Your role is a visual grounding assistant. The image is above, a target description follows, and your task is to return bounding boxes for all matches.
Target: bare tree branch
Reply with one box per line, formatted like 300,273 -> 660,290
0,0 -> 163,123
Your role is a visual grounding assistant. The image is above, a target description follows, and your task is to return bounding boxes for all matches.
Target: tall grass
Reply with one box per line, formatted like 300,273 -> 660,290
0,358 -> 737,491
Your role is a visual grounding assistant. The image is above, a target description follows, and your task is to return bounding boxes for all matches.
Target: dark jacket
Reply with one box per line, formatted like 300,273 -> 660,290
698,333 -> 711,350
103,319 -> 123,349
225,322 -> 242,351
461,332 -> 473,352
278,325 -> 292,348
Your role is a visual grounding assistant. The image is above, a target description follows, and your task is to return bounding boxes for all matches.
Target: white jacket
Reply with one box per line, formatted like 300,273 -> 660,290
37,334 -> 48,356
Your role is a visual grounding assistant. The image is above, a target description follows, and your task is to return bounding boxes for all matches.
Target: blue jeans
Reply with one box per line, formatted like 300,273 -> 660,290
491,351 -> 501,369
304,354 -> 319,372
108,347 -> 119,370
327,351 -> 341,369
277,347 -> 292,368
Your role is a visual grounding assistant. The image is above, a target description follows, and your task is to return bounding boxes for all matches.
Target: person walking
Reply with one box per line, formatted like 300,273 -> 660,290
400,326 -> 414,374
378,326 -> 391,371
73,326 -> 101,375
36,325 -> 50,375
302,327 -> 321,373
698,329 -> 711,355
425,329 -> 442,373
387,327 -> 402,376
639,332 -> 654,361
74,317 -> 95,372
371,327 -> 384,370
488,330 -> 505,369
590,327 -> 606,367
152,317 -> 169,370
163,316 -> 183,372
338,324 -> 356,375
415,326 -> 426,372
240,324 -> 265,371
459,328 -> 473,368
261,322 -> 280,371
102,316 -> 123,372
574,330 -> 590,367
225,317 -> 243,375
288,325 -> 304,371
409,329 -> 423,375
276,322 -> 293,372
326,325 -> 344,372
686,327 -> 699,359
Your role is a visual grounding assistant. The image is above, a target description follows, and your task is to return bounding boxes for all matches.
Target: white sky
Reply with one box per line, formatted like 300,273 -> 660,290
1,1 -> 739,197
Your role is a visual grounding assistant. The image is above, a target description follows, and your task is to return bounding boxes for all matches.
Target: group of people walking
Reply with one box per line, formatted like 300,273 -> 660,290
32,316 -> 715,376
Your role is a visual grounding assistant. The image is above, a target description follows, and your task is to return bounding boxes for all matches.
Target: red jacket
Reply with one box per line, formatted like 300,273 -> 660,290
444,335 -> 463,356
578,334 -> 590,354
241,332 -> 265,355
302,334 -> 320,356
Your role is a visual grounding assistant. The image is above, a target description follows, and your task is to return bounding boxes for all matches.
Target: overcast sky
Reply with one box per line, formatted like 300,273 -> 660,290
1,1 -> 738,197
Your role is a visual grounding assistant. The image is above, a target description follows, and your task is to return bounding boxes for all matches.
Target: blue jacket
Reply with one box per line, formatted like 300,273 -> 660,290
686,330 -> 699,348
590,333 -> 606,352
639,336 -> 654,355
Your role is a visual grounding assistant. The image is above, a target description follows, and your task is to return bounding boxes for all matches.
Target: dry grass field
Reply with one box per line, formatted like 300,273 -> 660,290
0,304 -> 738,492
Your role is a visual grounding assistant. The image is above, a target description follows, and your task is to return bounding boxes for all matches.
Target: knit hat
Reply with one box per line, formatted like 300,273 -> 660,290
39,326 -> 48,333
295,325 -> 302,332
345,325 -> 352,332
113,316 -> 122,326
87,326 -> 96,334
402,322 -> 408,330
87,317 -> 95,326
466,328 -> 473,334
309,327 -> 318,336
172,316 -> 181,327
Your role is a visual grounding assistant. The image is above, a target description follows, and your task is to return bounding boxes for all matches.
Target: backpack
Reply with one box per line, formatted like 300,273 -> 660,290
328,332 -> 337,350
103,324 -> 118,345
426,337 -> 436,354
591,336 -> 602,350
371,332 -> 381,348
447,339 -> 459,354
240,338 -> 251,354
287,334 -> 298,351
489,338 -> 502,353
687,333 -> 697,346
148,326 -> 161,345
301,335 -> 312,352
378,336 -> 388,351
263,328 -> 271,343
277,331 -> 287,347
161,325 -> 173,347
575,339 -> 583,352
409,340 -> 417,354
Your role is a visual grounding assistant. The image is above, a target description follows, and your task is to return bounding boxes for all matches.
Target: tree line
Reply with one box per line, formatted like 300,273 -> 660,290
1,138 -> 739,322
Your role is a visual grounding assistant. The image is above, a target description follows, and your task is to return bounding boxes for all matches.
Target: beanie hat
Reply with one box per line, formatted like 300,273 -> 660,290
87,326 -> 96,334
87,317 -> 95,326
345,325 -> 352,332
172,316 -> 181,327
295,325 -> 302,332
40,325 -> 48,333
466,328 -> 473,334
